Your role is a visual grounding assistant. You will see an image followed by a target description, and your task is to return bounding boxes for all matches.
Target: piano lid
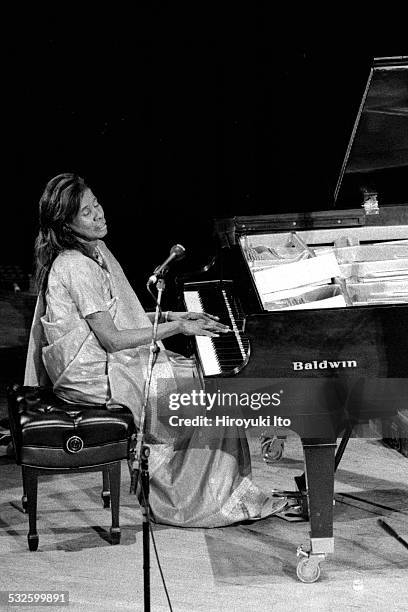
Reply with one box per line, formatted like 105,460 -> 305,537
334,56 -> 408,210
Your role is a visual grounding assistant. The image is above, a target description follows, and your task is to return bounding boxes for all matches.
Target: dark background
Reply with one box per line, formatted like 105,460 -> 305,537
4,8 -> 407,308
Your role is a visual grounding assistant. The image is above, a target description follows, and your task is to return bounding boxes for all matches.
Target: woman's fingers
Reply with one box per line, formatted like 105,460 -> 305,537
216,323 -> 231,332
204,321 -> 230,333
187,312 -> 229,327
180,318 -> 231,337
189,311 -> 220,322
202,312 -> 220,321
195,322 -> 227,337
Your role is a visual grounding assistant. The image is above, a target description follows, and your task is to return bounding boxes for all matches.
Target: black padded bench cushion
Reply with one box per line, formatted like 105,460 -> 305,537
7,386 -> 135,469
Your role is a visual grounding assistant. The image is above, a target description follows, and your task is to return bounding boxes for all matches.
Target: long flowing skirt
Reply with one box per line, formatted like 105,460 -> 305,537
141,354 -> 284,528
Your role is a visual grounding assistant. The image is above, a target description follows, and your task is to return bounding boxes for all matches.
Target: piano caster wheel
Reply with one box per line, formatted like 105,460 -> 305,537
101,491 -> 111,508
21,495 -> 28,513
110,528 -> 121,545
296,547 -> 324,583
261,436 -> 285,463
28,533 -> 39,552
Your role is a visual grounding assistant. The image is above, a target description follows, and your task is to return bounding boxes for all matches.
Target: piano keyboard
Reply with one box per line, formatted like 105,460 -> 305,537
184,283 -> 250,376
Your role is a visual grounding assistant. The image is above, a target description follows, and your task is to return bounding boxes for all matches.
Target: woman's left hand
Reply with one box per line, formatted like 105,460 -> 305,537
168,311 -> 221,324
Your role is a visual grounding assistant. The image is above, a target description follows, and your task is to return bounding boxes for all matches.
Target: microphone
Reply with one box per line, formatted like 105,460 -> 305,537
148,244 -> 186,284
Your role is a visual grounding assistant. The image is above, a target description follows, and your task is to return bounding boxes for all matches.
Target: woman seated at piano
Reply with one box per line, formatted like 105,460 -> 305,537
25,173 -> 287,527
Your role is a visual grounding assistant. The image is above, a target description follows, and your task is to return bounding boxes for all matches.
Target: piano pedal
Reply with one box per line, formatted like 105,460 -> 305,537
270,489 -> 309,521
260,435 -> 285,463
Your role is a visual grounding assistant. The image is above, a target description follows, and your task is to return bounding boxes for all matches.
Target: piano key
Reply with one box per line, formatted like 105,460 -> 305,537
195,336 -> 221,375
184,287 -> 250,375
184,291 -> 204,312
221,289 -> 247,359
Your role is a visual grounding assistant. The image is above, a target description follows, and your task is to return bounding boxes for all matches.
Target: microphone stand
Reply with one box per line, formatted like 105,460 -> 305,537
129,273 -> 166,612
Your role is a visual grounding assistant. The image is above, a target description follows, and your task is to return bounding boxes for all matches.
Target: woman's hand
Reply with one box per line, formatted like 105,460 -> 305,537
178,317 -> 230,338
167,311 -> 220,324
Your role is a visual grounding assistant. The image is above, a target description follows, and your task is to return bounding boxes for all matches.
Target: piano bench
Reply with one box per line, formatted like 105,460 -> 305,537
6,384 -> 135,551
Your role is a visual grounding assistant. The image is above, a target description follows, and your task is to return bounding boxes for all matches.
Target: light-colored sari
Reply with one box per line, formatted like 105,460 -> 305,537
24,242 -> 281,527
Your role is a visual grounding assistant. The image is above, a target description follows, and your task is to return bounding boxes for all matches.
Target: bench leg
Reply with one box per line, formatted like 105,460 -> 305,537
21,468 -> 28,513
101,467 -> 111,508
107,462 -> 121,544
23,466 -> 39,551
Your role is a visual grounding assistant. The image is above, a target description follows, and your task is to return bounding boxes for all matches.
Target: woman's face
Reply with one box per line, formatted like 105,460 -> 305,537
68,188 -> 108,243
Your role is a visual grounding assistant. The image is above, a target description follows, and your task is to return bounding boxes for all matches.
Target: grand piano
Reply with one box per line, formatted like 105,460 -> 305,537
181,56 -> 408,582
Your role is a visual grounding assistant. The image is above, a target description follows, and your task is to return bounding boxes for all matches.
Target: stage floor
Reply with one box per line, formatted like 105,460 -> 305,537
1,431 -> 407,611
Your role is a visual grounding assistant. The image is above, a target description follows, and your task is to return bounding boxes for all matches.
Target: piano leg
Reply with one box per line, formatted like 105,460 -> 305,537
296,438 -> 336,583
294,421 -> 353,494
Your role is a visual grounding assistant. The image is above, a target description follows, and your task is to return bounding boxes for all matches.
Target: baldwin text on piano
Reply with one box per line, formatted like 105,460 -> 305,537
167,415 -> 291,428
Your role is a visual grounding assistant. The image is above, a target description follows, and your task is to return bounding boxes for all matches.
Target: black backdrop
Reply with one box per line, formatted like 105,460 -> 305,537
5,8 -> 406,308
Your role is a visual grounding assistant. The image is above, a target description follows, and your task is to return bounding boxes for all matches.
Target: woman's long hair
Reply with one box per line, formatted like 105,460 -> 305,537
35,173 -> 92,294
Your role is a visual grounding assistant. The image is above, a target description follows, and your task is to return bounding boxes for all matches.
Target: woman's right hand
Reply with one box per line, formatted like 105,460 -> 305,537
178,318 -> 231,338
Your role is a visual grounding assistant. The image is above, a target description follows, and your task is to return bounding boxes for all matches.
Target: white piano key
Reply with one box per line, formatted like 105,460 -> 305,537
195,336 -> 221,375
184,291 -> 203,312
